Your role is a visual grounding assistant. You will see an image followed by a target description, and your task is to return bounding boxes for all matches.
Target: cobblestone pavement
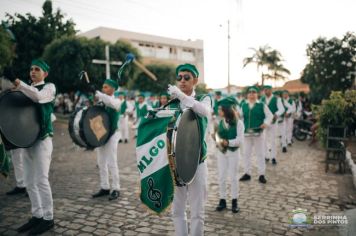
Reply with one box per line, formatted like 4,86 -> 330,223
1,121 -> 355,236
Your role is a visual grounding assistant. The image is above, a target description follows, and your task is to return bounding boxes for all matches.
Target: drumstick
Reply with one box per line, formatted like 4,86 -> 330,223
132,60 -> 157,81
118,53 -> 158,81
84,72 -> 90,83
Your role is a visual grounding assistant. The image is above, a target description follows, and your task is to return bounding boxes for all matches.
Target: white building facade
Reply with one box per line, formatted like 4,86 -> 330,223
80,27 -> 205,83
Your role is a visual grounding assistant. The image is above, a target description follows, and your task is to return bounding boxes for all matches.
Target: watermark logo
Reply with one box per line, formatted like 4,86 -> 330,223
313,214 -> 348,226
289,208 -> 312,228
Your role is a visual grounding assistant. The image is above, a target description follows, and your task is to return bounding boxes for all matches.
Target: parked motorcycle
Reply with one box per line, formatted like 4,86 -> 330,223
293,119 -> 314,141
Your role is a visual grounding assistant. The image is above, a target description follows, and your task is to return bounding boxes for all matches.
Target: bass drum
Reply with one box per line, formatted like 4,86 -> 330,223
170,108 -> 201,186
0,90 -> 40,149
68,105 -> 112,149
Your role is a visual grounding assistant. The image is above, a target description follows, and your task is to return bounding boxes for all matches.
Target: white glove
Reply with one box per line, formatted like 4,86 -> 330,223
167,84 -> 186,101
95,90 -> 101,97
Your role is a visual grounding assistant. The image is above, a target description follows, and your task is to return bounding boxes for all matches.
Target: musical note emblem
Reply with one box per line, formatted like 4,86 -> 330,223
147,177 -> 162,208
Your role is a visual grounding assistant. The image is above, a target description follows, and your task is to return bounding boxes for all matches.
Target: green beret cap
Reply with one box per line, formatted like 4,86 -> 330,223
104,79 -> 119,90
176,63 -> 199,78
247,86 -> 259,93
264,85 -> 272,90
215,91 -> 222,96
217,96 -> 237,108
31,59 -> 50,72
160,92 -> 170,98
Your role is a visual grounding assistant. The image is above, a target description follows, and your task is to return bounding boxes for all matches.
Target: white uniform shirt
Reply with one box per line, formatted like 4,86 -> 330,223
17,81 -> 56,103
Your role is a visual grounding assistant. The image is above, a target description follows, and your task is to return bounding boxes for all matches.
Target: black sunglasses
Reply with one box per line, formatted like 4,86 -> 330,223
176,74 -> 192,81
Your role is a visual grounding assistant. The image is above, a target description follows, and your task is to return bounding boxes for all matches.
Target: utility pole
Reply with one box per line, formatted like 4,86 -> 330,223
227,19 -> 231,94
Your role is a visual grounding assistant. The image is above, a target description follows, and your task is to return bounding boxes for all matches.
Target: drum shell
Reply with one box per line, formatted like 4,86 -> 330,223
0,90 -> 41,149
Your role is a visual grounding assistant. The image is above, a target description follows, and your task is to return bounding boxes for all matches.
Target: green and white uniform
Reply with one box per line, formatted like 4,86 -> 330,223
164,89 -> 212,236
260,95 -> 285,160
282,97 -> 296,145
216,119 -> 244,199
95,91 -> 122,191
16,80 -> 56,221
240,101 -> 273,176
118,98 -> 132,141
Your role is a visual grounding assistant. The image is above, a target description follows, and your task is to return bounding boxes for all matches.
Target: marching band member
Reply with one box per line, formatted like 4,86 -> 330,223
92,79 -> 122,201
12,59 -> 56,235
215,97 -> 244,213
236,92 -> 245,107
260,85 -> 285,164
149,93 -> 160,108
213,90 -> 222,118
239,86 -> 273,184
159,92 -> 170,107
133,93 -> 152,137
1,72 -> 27,196
168,63 -> 212,236
282,90 -> 296,148
115,91 -> 130,144
6,149 -> 26,195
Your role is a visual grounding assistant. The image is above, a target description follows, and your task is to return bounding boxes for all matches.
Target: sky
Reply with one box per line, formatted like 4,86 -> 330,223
1,0 -> 355,89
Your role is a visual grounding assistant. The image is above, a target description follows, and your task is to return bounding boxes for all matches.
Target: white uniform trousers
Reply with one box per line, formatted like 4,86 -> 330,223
286,117 -> 294,144
96,131 -> 120,191
279,121 -> 287,148
118,115 -> 129,141
172,162 -> 208,236
217,149 -> 240,199
264,123 -> 277,159
10,148 -> 25,188
23,137 -> 53,220
243,135 -> 266,176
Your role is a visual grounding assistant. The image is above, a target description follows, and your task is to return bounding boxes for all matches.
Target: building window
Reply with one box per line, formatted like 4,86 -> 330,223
170,47 -> 177,54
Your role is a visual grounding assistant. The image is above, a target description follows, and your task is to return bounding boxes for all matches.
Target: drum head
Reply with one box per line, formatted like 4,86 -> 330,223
0,90 -> 40,149
174,109 -> 201,184
80,106 -> 111,148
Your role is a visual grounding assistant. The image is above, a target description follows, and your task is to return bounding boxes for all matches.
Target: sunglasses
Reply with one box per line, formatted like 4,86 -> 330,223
176,74 -> 192,81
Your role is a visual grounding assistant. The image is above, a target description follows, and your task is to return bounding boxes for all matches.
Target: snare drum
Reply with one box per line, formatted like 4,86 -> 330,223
68,105 -> 112,149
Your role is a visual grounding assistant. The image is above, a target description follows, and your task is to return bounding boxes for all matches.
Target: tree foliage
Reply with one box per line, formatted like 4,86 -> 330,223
0,27 -> 15,73
301,32 -> 356,104
4,0 -> 76,81
43,37 -> 141,93
128,64 -> 176,93
313,90 -> 356,147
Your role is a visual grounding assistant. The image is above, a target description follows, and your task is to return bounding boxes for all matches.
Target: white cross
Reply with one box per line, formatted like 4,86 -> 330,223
92,45 -> 122,79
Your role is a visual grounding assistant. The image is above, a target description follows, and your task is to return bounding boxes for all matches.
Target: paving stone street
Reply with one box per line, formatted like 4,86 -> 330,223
1,120 -> 355,236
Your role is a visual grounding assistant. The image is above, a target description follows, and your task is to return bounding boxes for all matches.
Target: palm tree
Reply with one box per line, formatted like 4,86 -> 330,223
243,45 -> 272,86
265,62 -> 290,87
243,46 -> 290,86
